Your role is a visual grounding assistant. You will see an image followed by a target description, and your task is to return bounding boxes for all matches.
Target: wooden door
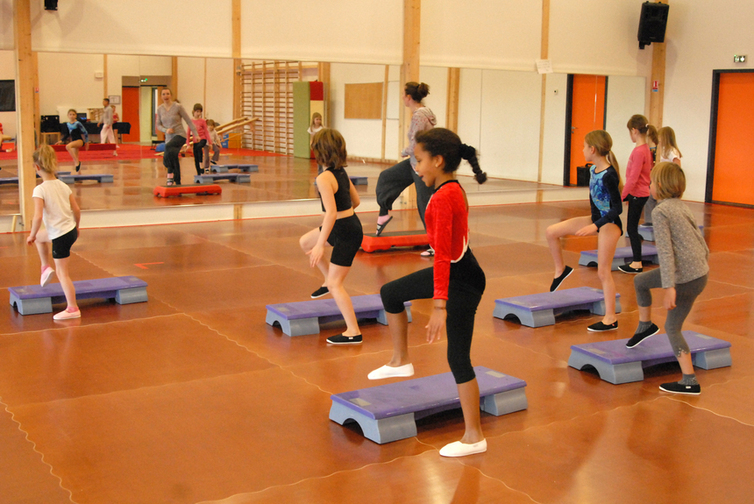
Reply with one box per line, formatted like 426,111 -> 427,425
567,75 -> 606,185
121,86 -> 140,143
710,71 -> 754,206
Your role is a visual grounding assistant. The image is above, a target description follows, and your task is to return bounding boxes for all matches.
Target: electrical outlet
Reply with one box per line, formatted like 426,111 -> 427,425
734,55 -> 747,63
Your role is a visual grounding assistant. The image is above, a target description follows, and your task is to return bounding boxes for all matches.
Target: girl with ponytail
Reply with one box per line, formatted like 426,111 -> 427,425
547,130 -> 623,332
369,128 -> 488,458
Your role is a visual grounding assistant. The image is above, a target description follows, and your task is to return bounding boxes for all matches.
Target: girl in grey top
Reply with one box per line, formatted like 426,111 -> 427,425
626,162 -> 709,395
156,88 -> 198,185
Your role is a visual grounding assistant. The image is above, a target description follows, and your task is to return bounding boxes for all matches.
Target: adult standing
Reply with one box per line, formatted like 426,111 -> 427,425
375,82 -> 436,253
155,88 -> 198,185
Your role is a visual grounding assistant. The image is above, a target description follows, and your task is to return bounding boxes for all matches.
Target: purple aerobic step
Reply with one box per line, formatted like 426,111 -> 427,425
568,331 -> 731,384
578,244 -> 659,271
493,287 -> 621,327
329,366 -> 527,444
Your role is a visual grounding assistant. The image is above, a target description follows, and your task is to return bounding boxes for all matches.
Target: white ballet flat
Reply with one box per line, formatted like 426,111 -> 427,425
367,363 -> 415,380
439,439 -> 487,458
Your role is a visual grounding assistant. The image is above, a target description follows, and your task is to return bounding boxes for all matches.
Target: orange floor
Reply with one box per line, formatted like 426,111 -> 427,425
1,152 -> 753,503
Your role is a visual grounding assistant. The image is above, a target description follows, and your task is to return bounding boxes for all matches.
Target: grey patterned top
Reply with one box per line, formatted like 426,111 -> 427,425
156,102 -> 198,142
653,197 -> 709,288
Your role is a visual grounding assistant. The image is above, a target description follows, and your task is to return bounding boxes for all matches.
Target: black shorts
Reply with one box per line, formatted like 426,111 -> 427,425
324,214 -> 363,267
52,227 -> 78,259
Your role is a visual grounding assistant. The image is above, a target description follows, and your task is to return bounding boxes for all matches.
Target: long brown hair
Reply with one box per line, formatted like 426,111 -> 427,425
311,128 -> 347,170
585,130 -> 623,191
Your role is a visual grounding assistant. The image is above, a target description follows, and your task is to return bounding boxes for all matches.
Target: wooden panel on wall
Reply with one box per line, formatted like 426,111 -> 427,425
344,83 -> 383,119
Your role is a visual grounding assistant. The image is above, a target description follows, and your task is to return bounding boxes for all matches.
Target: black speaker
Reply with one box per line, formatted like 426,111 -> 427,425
638,2 -> 669,49
40,115 -> 60,133
44,0 -> 58,11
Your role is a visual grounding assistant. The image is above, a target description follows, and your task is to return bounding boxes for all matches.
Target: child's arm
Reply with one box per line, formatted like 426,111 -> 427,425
308,172 -> 338,267
78,122 -> 89,144
70,193 -> 81,234
652,208 -> 677,309
26,197 -> 45,244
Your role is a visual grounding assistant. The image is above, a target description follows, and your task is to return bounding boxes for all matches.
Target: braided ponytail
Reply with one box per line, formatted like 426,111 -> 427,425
415,128 -> 487,185
460,144 -> 487,184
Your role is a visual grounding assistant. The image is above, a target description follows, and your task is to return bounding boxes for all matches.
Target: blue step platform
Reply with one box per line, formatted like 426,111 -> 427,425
194,173 -> 250,184
58,173 -> 114,184
578,244 -> 659,271
9,276 -> 148,315
568,331 -> 731,384
329,366 -> 527,444
493,287 -> 621,328
266,294 -> 412,337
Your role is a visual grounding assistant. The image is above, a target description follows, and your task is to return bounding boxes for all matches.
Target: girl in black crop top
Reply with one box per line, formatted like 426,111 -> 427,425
300,129 -> 365,345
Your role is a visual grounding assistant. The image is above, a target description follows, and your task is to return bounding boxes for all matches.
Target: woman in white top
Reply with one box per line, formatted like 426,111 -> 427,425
27,145 -> 82,320
155,88 -> 198,185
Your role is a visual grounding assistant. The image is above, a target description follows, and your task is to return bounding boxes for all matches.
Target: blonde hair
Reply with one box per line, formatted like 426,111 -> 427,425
33,145 -> 58,175
311,128 -> 347,170
651,162 -> 685,200
585,130 -> 623,191
310,112 -> 323,129
627,114 -> 650,135
658,126 -> 683,160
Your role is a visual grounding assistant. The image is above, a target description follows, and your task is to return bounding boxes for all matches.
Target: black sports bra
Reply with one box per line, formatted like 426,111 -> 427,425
320,167 -> 352,212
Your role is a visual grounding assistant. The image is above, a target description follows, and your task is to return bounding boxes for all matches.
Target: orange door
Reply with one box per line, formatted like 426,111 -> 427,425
711,72 -> 754,205
121,86 -> 140,143
569,75 -> 606,185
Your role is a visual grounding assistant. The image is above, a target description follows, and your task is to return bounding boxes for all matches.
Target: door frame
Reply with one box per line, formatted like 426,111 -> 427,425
563,74 -> 609,186
705,68 -> 754,204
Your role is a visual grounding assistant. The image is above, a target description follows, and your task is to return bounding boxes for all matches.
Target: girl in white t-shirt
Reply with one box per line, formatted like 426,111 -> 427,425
308,113 -> 324,174
27,145 -> 82,320
644,126 -> 682,226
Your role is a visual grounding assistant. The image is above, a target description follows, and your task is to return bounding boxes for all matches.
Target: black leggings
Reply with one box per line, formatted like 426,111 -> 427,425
626,195 -> 648,262
163,135 -> 186,184
193,139 -> 207,175
380,250 -> 485,384
376,158 -> 434,228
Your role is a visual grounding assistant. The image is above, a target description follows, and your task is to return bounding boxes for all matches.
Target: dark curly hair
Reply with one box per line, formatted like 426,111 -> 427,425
415,128 -> 487,184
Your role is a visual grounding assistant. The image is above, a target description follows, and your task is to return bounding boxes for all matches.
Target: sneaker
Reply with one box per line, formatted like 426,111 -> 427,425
587,320 -> 618,332
53,308 -> 81,320
660,381 -> 701,395
421,247 -> 435,257
40,266 -> 55,287
368,363 -> 415,380
75,163 -> 81,173
439,439 -> 487,458
311,286 -> 329,299
626,323 -> 660,348
326,334 -> 362,345
550,265 -> 573,292
618,264 -> 643,274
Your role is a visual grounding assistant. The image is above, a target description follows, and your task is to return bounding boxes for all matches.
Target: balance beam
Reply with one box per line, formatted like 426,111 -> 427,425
493,287 -> 622,328
568,331 -> 731,384
9,276 -> 148,315
153,184 -> 222,197
266,294 -> 412,337
329,366 -> 527,444
578,244 -> 659,271
361,231 -> 430,253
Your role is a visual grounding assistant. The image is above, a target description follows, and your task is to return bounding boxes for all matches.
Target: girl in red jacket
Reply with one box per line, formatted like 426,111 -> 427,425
369,128 -> 488,458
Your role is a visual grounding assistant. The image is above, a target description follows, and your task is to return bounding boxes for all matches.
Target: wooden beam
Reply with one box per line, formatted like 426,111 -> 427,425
649,42 -> 666,127
381,65 -> 389,160
171,57 -> 178,98
401,0 -> 421,210
232,0 -> 241,58
446,67 -> 460,133
537,0 -> 551,183
318,62 -> 331,126
103,53 -> 108,97
14,0 -> 35,231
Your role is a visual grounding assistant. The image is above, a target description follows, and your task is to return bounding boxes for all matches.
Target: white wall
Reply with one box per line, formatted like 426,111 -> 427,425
421,0 -> 541,70
242,0 -> 403,64
28,0 -> 232,57
605,75 -> 647,181
541,73 -> 568,185
0,0 -> 13,51
38,52 -> 104,118
330,63 -> 401,160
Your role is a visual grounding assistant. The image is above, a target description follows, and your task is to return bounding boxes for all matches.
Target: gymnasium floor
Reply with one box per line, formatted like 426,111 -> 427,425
1,151 -> 753,503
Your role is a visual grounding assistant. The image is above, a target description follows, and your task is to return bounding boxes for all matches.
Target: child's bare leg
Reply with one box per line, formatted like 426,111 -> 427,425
53,256 -> 78,312
385,310 -> 410,366
34,229 -> 52,270
458,379 -> 484,444
327,264 -> 360,336
299,228 -> 329,286
596,222 -> 621,323
546,216 -> 592,276
66,140 -> 82,165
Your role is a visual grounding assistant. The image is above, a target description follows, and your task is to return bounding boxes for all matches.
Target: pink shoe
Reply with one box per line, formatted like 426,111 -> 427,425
40,266 -> 55,287
53,308 -> 81,320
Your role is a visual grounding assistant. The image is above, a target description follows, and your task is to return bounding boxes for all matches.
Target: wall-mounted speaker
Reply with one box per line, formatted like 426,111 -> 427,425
44,0 -> 58,11
638,2 -> 669,49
